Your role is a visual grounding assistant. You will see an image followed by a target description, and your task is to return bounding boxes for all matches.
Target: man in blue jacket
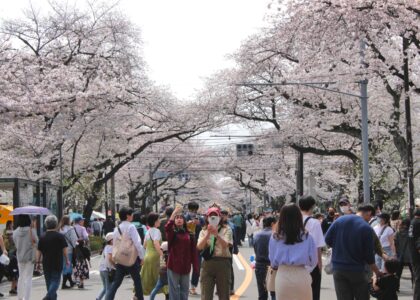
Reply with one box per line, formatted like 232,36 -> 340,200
325,212 -> 381,300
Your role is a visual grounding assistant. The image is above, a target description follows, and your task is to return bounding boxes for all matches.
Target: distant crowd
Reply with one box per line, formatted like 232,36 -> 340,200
0,197 -> 419,300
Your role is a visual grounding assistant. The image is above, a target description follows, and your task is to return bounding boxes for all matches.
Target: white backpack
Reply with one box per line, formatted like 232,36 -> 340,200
112,226 -> 138,267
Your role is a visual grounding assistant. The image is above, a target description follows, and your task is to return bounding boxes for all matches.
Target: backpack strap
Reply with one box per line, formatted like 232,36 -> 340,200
303,216 -> 312,228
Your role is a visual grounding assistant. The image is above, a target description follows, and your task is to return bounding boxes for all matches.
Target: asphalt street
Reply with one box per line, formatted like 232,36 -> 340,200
0,245 -> 414,299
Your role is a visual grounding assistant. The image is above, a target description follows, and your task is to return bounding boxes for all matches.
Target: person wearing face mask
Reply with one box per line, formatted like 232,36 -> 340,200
338,197 -> 353,215
197,206 -> 233,300
322,207 -> 336,234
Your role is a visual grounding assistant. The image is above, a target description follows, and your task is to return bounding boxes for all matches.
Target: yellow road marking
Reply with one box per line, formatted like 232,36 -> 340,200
230,253 -> 253,300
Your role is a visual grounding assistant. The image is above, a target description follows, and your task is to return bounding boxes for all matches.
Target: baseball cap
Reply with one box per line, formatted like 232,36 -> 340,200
74,216 -> 85,223
338,197 -> 350,205
206,207 -> 221,216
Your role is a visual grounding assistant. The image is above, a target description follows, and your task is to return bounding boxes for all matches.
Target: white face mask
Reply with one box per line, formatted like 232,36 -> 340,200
208,216 -> 220,227
340,206 -> 350,214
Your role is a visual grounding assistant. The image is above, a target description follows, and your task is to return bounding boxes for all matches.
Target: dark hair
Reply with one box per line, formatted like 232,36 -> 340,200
247,214 -> 253,221
384,259 -> 400,274
220,210 -> 229,216
263,216 -> 276,228
401,218 -> 411,229
188,202 -> 199,211
379,213 -> 391,225
298,196 -> 316,211
314,213 -> 324,220
147,212 -> 160,227
140,214 -> 147,225
391,210 -> 400,221
275,204 -> 305,245
373,200 -> 383,211
16,215 -> 31,227
358,204 -> 375,216
165,207 -> 174,218
5,220 -> 13,230
119,207 -> 134,221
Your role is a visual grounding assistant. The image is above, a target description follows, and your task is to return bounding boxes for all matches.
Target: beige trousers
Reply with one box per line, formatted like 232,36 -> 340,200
275,265 -> 312,300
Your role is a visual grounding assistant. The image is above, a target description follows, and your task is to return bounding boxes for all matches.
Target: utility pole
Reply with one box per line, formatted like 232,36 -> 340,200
154,181 -> 158,212
360,39 -> 370,204
403,37 -> 415,216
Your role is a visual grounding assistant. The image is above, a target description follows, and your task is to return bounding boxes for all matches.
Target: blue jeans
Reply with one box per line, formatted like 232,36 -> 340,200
150,277 -> 165,300
105,259 -> 143,300
97,270 -> 110,300
168,269 -> 189,300
375,246 -> 392,270
44,270 -> 61,300
62,253 -> 73,275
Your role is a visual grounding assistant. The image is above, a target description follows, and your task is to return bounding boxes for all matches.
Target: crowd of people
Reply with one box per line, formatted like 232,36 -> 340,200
0,197 -> 419,300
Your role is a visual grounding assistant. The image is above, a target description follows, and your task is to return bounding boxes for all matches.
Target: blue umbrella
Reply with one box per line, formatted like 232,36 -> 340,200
10,205 -> 52,216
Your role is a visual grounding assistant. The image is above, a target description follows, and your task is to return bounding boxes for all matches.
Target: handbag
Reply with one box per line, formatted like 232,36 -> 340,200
74,228 -> 91,261
265,266 -> 277,292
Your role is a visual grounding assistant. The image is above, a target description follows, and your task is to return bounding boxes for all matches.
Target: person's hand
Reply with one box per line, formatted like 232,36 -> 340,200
207,225 -> 217,235
2,250 -> 7,257
66,259 -> 70,267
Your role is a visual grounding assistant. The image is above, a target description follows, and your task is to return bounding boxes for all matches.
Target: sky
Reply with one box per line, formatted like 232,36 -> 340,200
0,0 -> 270,100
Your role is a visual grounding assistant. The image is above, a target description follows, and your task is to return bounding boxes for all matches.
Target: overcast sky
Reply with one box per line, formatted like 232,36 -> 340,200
0,0 -> 270,100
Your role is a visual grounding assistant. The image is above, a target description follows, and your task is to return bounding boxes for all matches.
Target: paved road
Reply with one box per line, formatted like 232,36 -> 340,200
0,245 -> 414,299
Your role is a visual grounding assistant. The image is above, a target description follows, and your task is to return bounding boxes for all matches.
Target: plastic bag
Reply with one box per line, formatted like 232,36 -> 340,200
324,248 -> 333,275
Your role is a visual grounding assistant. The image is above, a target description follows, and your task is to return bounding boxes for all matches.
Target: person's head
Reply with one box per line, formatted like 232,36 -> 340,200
373,200 -> 383,214
327,207 -> 336,217
174,213 -> 187,229
187,202 -> 199,213
220,210 -> 230,223
399,218 -> 411,231
165,207 -> 174,218
338,197 -> 352,214
314,213 -> 324,222
44,215 -> 58,230
274,204 -> 304,245
147,212 -> 160,227
378,213 -> 391,226
59,215 -> 71,228
357,204 -> 375,222
391,210 -> 400,221
263,216 -> 276,229
247,213 -> 253,221
384,259 -> 399,275
16,215 -> 31,228
205,207 -> 222,227
74,216 -> 85,225
5,220 -> 13,230
105,232 -> 114,245
119,207 -> 134,222
298,195 -> 316,213
140,214 -> 147,225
